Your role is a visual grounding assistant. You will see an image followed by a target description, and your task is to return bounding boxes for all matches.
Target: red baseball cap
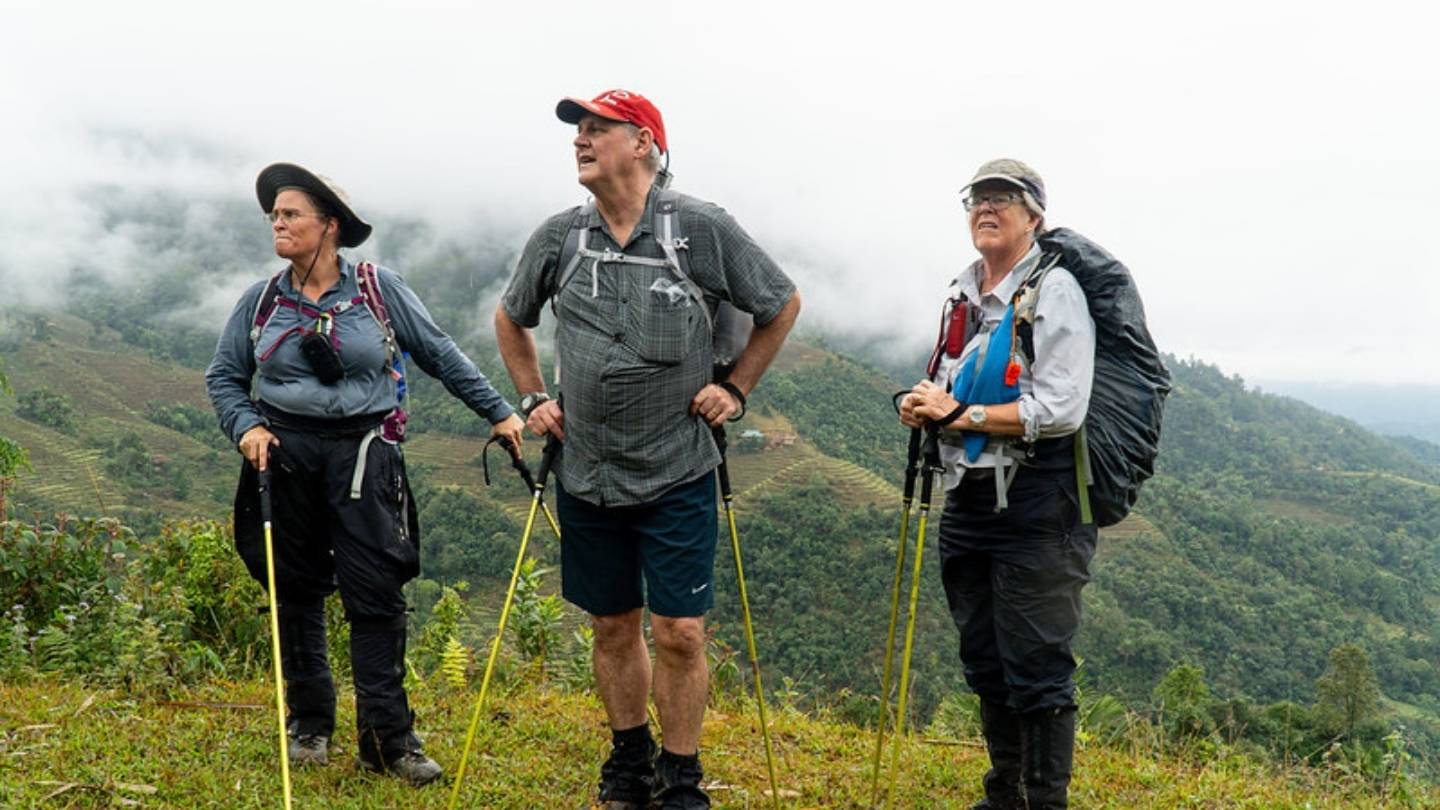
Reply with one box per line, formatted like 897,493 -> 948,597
556,89 -> 668,154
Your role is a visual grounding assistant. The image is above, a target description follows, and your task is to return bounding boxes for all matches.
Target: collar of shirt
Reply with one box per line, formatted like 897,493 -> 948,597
577,185 -> 660,250
275,256 -> 356,302
957,242 -> 1042,305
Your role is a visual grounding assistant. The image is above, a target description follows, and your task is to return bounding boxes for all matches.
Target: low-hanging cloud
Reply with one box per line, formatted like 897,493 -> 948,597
2,1 -> 1438,383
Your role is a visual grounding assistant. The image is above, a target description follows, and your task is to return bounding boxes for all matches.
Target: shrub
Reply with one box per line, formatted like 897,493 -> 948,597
16,388 -> 76,434
0,516 -> 267,690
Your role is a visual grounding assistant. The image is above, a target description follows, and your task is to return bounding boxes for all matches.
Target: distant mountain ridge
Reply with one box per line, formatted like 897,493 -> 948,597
1257,380 -> 1440,447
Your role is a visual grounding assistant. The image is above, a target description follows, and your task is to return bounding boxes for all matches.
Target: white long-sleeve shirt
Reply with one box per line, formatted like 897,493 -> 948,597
934,243 -> 1096,490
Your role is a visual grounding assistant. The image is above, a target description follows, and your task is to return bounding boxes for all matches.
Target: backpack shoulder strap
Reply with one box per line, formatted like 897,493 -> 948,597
652,189 -> 713,332
355,261 -> 399,365
1012,251 -> 1064,364
554,203 -> 594,299
249,270 -> 286,344
652,189 -> 692,281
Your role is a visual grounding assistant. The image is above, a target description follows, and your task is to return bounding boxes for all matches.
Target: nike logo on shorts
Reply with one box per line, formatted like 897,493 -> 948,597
691,582 -> 709,594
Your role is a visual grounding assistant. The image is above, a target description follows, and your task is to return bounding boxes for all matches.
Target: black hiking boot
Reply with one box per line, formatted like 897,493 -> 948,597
651,749 -> 709,810
1022,707 -> 1076,810
287,732 -> 330,766
970,701 -> 1025,810
356,747 -> 444,786
592,725 -> 657,808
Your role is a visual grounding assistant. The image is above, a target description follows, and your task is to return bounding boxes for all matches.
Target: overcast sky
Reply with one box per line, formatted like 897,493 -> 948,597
3,1 -> 1437,384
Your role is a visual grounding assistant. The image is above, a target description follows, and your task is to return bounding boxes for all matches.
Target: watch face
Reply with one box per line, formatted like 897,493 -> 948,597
969,407 -> 985,425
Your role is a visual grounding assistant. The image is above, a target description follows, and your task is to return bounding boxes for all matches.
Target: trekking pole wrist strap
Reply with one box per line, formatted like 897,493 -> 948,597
933,402 -> 966,428
720,381 -> 747,420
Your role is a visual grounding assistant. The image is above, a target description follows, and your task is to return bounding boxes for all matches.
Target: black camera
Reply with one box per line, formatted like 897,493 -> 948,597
300,329 -> 345,385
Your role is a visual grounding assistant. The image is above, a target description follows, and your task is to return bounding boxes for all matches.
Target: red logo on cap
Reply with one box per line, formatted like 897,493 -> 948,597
559,89 -> 668,154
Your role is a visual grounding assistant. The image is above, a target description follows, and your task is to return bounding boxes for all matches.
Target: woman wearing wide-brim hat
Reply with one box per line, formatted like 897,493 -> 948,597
205,162 -> 524,785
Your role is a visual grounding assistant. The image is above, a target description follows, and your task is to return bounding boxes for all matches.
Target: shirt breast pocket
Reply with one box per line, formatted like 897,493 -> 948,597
628,271 -> 701,365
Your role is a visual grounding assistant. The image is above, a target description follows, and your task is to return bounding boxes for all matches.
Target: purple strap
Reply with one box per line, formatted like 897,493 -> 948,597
258,324 -> 306,361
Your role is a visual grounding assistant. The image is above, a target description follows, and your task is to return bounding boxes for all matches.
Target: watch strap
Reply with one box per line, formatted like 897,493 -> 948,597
934,402 -> 967,428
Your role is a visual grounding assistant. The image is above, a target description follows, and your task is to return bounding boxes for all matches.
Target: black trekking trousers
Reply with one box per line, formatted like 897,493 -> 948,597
233,421 -> 423,758
937,465 -> 1097,715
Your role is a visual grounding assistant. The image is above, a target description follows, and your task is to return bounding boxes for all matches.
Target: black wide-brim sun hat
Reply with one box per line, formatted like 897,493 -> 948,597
256,162 -> 373,248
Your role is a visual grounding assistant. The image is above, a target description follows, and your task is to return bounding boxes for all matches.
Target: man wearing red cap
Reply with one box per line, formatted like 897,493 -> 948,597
496,89 -> 801,809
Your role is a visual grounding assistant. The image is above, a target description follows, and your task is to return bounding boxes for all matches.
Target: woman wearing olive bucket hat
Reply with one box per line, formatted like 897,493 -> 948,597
205,163 -> 524,785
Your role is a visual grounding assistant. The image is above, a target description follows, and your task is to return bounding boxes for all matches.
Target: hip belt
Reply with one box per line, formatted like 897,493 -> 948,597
947,433 -> 1078,512
257,401 -> 392,500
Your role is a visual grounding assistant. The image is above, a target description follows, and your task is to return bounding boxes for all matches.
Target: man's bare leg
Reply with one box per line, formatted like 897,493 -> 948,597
592,609 -> 651,729
650,614 -> 708,754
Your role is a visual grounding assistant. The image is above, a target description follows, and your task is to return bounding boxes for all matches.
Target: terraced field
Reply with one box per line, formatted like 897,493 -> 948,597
1099,511 -> 1160,541
1,315 -> 229,517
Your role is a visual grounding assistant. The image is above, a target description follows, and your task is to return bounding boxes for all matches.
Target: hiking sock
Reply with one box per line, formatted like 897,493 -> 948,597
612,722 -> 655,753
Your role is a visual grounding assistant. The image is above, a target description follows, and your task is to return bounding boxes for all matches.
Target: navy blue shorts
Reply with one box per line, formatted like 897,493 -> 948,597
555,471 -> 718,618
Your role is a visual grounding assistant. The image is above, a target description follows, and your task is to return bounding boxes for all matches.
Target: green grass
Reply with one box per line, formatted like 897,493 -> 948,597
1,679 -> 1432,808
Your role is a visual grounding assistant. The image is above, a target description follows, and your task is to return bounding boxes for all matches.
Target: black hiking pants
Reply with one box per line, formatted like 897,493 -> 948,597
937,464 -> 1096,715
233,411 -> 423,760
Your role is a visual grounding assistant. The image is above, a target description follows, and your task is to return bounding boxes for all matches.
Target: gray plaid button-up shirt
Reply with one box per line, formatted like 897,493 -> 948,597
502,187 -> 796,507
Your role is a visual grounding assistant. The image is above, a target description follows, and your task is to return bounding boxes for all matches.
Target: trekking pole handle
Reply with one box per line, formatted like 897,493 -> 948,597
902,427 -> 922,498
493,435 -> 538,492
711,424 -> 728,456
535,434 -> 560,489
918,428 -> 941,505
258,469 -> 273,524
710,425 -> 733,498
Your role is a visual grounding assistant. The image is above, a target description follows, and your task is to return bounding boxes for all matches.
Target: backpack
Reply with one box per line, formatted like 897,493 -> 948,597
554,187 -> 752,375
1014,228 -> 1171,527
249,261 -> 409,441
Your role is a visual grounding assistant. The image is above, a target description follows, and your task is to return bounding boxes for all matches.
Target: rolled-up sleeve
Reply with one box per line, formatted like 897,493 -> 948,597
205,283 -> 267,445
381,268 -> 515,424
1017,267 -> 1095,441
501,212 -> 569,328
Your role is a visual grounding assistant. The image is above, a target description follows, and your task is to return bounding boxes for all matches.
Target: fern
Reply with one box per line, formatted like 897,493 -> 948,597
33,624 -> 76,674
440,636 -> 469,689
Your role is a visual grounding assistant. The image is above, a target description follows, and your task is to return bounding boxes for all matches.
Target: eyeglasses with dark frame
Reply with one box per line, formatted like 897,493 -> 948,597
961,191 -> 1025,212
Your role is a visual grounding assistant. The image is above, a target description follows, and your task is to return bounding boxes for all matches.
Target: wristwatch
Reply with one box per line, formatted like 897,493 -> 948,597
519,392 -> 551,418
967,405 -> 988,427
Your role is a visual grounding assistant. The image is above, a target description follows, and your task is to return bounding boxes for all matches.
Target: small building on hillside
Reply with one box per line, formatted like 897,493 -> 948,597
737,429 -> 766,453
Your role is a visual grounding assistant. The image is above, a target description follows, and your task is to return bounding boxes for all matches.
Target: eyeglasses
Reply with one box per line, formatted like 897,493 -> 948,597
265,209 -> 330,225
962,191 -> 1024,212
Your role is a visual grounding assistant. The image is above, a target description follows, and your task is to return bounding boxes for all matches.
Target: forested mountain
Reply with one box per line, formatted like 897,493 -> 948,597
1,186 -> 1437,773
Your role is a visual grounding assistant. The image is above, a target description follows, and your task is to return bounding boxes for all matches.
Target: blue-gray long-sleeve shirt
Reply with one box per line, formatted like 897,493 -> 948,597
206,257 -> 514,444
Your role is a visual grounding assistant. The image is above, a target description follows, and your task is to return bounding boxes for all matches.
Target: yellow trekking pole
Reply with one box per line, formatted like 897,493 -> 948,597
714,425 -> 782,809
884,429 -> 941,809
448,436 -> 560,810
257,469 -> 293,810
869,427 -> 922,805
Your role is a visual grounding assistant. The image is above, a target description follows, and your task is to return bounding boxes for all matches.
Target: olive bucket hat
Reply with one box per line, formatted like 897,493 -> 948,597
256,162 -> 373,248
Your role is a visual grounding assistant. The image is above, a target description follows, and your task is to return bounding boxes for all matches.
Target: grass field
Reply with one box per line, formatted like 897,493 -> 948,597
1,679 -> 1429,809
